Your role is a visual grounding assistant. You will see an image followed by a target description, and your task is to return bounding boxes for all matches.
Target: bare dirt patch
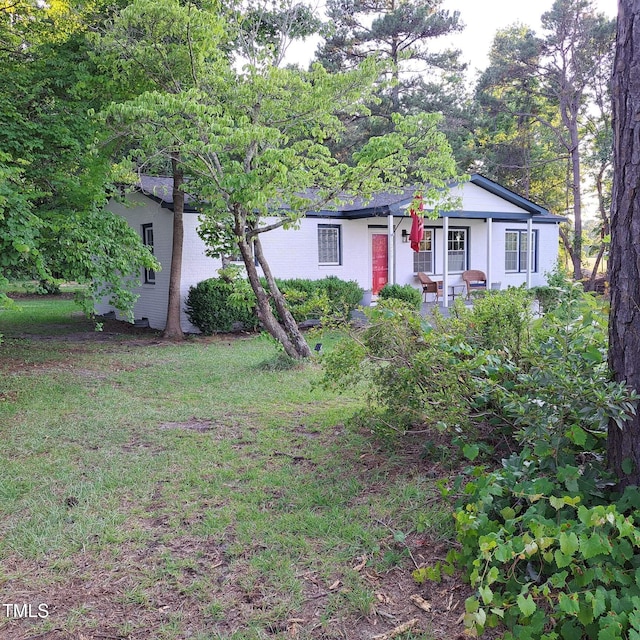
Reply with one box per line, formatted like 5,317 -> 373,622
157,418 -> 214,432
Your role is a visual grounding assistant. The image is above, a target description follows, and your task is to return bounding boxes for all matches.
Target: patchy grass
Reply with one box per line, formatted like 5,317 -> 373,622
0,298 -> 469,640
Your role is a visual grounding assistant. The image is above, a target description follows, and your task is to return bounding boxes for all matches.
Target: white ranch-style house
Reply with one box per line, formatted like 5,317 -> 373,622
96,174 -> 564,332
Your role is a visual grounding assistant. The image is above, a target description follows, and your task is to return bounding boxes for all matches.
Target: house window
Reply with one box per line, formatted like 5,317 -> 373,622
413,229 -> 433,273
318,224 -> 341,265
141,223 -> 156,284
448,228 -> 467,272
505,230 -> 537,272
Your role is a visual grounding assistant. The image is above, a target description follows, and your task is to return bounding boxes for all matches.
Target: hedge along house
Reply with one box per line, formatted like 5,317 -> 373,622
96,174 -> 564,332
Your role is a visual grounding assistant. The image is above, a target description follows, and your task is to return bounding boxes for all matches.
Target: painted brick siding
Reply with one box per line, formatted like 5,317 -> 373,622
96,194 -> 222,332
96,181 -> 561,332
260,218 -> 371,286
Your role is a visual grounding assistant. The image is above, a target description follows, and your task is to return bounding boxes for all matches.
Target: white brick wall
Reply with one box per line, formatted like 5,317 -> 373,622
96,182 -> 561,332
96,194 -> 222,332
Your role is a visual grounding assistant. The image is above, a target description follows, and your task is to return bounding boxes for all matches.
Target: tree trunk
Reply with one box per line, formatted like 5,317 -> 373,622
570,125 -> 583,282
162,153 -> 185,339
586,243 -> 606,292
234,210 -> 309,359
254,234 -> 311,358
560,91 -> 584,282
587,164 -> 611,291
607,0 -> 640,488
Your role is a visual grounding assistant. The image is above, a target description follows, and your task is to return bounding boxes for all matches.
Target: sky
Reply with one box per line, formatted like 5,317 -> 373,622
438,0 -> 618,74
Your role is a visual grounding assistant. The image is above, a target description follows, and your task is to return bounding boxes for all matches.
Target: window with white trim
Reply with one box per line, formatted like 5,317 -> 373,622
448,228 -> 467,272
318,224 -> 341,265
505,230 -> 537,272
141,223 -> 156,284
413,229 -> 433,273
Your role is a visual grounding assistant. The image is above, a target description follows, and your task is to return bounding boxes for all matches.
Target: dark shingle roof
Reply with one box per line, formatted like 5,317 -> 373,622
135,174 -> 564,222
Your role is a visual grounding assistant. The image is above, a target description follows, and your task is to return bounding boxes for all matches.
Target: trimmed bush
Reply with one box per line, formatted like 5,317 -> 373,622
186,272 -> 363,334
185,268 -> 259,334
275,276 -> 363,323
378,283 -> 422,310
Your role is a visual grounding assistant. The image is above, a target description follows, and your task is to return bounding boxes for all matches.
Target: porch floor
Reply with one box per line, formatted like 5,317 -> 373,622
421,299 -> 473,318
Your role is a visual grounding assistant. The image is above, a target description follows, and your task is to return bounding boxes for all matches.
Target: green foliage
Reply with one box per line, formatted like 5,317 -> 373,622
322,298 -> 474,438
278,276 -> 363,323
186,273 -> 363,334
316,0 -> 472,169
473,290 -> 631,465
452,457 -> 640,640
462,286 -> 533,357
473,1 -> 616,274
185,269 -> 260,335
0,2 -> 159,320
378,283 -> 422,310
322,288 -> 535,441
325,283 -> 640,639
435,292 -> 639,639
0,156 -> 43,304
532,264 -> 582,314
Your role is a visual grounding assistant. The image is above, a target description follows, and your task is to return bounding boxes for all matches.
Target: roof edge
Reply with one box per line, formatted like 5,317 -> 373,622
468,174 -> 551,216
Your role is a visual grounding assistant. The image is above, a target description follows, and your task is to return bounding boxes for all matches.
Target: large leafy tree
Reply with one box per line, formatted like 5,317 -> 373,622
93,0 -> 227,339
95,0 -> 321,339
0,0 -> 156,314
607,0 -> 640,487
314,0 -> 471,168
473,0 -> 616,280
101,0 -> 461,358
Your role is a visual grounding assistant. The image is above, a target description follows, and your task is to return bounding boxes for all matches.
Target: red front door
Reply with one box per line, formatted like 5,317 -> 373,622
372,234 -> 388,295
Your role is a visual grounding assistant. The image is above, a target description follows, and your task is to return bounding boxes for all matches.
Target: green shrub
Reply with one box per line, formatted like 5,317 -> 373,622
321,288 -> 537,442
324,285 -> 640,639
450,455 -> 640,640
532,264 -> 582,314
321,298 -> 474,439
468,287 -> 532,357
37,279 -> 62,295
185,267 -> 259,334
186,272 -> 363,334
429,292 -> 639,640
276,276 -> 363,323
471,291 -> 626,459
378,283 -> 422,310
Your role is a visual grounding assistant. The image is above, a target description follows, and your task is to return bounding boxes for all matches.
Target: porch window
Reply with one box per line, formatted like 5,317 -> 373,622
413,229 -> 433,273
448,229 -> 467,272
505,230 -> 537,272
318,224 -> 341,265
141,223 -> 155,284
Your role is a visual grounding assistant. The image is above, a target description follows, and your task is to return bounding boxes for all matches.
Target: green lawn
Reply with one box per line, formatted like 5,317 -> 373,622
0,296 -> 458,640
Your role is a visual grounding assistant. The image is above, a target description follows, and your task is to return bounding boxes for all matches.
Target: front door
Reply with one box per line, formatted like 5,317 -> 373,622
372,234 -> 388,295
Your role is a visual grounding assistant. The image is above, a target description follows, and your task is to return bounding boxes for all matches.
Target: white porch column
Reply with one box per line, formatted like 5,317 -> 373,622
486,217 -> 493,290
526,217 -> 533,289
388,213 -> 395,285
442,216 -> 449,308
